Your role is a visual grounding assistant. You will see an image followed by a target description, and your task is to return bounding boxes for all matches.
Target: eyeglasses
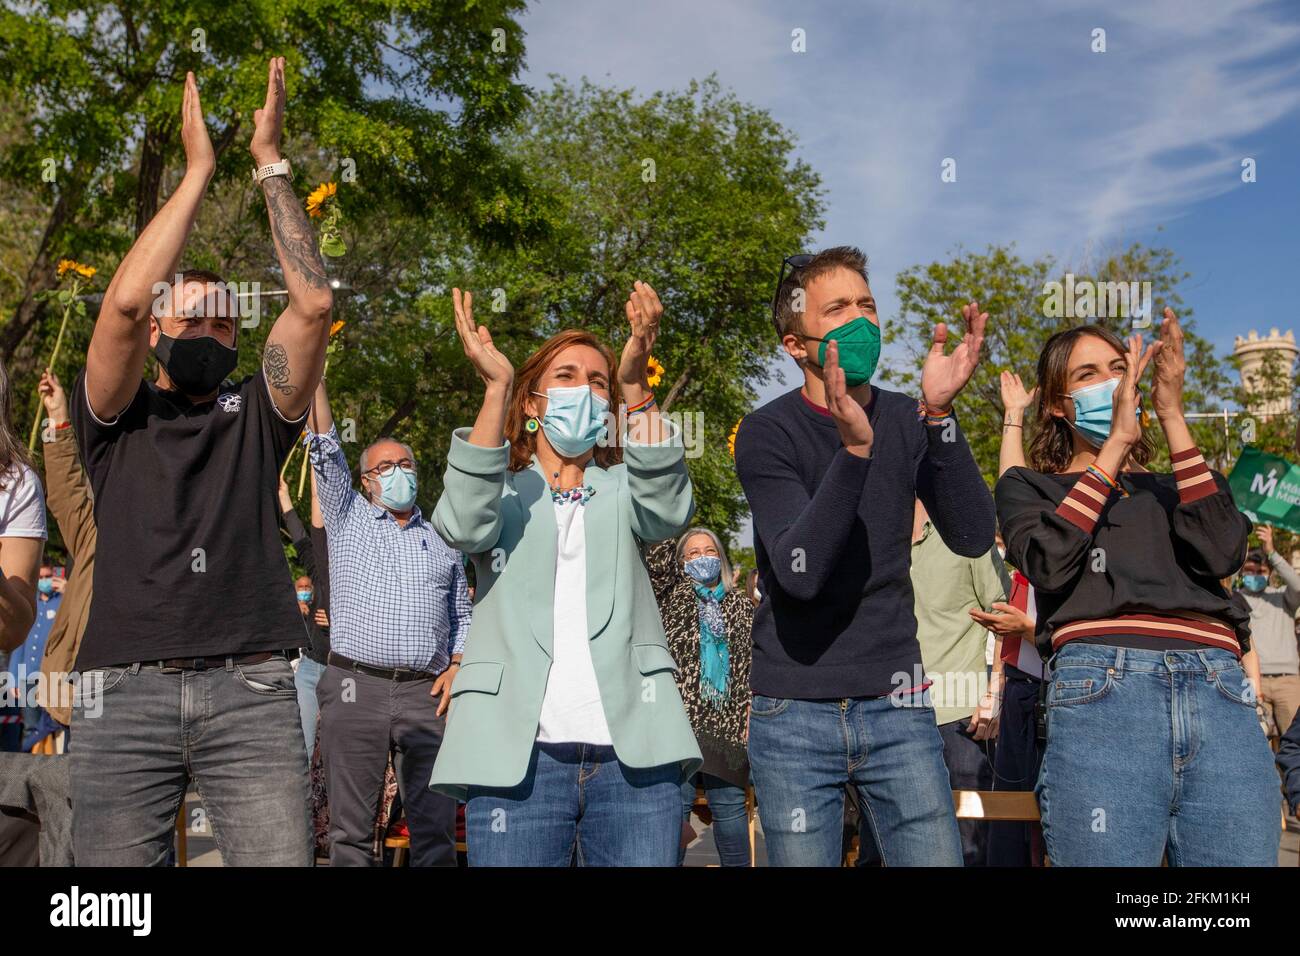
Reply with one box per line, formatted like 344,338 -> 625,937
771,254 -> 815,319
364,458 -> 416,478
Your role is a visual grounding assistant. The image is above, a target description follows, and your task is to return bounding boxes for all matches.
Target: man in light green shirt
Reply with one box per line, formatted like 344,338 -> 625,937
910,498 -> 1009,865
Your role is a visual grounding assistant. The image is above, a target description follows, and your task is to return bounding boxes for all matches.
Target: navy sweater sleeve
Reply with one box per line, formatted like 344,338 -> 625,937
912,413 -> 995,559
734,412 -> 870,601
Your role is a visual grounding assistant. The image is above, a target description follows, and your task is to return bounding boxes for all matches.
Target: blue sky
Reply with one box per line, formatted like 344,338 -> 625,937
517,0 -> 1300,542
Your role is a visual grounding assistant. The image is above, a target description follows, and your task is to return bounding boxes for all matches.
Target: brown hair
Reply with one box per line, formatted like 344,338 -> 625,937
506,329 -> 623,473
772,246 -> 869,339
0,357 -> 33,492
1027,324 -> 1153,474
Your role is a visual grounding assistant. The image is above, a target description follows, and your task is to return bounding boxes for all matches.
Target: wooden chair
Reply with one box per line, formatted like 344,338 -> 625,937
384,834 -> 410,867
952,789 -> 1045,866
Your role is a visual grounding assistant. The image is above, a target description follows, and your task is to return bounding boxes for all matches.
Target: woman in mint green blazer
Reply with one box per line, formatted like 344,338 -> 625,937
429,282 -> 703,866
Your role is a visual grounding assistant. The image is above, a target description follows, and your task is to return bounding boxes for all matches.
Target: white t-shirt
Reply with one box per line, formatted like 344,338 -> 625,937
536,499 -> 612,745
0,463 -> 47,540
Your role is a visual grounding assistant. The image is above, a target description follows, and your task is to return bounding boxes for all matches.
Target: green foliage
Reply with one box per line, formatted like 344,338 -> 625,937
0,0 -> 544,389
450,77 -> 824,539
880,242 -> 1231,484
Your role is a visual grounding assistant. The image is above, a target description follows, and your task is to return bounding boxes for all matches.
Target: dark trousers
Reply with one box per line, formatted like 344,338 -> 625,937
317,663 -> 456,867
987,666 -> 1044,867
938,717 -> 993,866
856,715 -> 992,866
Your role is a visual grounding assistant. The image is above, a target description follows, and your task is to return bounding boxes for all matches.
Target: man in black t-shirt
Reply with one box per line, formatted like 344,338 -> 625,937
68,60 -> 331,866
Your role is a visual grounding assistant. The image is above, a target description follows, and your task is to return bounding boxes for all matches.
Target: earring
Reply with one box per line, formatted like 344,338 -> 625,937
526,417 -> 540,433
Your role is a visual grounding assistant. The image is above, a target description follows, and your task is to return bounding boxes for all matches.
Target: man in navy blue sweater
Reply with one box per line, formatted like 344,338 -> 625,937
734,246 -> 995,866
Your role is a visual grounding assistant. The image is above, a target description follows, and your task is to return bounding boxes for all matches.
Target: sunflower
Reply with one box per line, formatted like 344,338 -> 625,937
56,259 -> 96,279
646,355 -> 664,388
728,418 -> 742,458
306,181 -> 338,218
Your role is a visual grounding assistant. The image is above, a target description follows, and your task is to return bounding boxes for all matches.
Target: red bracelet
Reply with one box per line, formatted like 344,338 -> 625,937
54,421 -> 71,431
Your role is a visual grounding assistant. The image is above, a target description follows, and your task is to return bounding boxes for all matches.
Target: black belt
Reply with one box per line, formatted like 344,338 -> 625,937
136,649 -> 297,672
327,652 -> 436,682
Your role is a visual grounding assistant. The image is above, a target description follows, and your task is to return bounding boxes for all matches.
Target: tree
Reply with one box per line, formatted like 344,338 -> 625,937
0,0 -> 544,383
430,77 -> 825,540
880,242 -> 1231,483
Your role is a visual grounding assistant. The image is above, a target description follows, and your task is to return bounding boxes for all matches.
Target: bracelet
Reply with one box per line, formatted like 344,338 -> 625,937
626,393 -> 656,415
1002,421 -> 1023,428
1085,463 -> 1115,488
1085,463 -> 1129,498
55,420 -> 71,430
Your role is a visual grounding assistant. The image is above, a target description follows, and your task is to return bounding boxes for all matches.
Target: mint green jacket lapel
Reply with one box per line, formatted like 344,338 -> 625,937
581,464 -> 618,640
518,460 -> 556,659
523,456 -> 618,650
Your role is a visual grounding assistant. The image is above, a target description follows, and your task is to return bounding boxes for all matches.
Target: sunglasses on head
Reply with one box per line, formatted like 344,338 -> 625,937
771,254 -> 815,318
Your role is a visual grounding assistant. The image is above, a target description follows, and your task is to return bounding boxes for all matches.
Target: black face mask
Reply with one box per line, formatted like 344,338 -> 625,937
153,332 -> 238,396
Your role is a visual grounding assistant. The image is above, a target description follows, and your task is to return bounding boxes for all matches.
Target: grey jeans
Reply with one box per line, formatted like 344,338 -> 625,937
317,663 -> 457,866
70,656 -> 312,866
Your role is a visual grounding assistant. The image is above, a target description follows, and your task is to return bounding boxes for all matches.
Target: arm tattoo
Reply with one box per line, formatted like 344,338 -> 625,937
262,176 -> 328,291
264,342 -> 296,396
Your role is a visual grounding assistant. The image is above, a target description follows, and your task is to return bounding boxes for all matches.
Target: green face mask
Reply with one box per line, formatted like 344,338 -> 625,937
809,316 -> 881,386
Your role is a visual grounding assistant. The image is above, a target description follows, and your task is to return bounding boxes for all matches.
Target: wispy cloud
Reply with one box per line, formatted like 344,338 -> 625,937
521,0 -> 1300,336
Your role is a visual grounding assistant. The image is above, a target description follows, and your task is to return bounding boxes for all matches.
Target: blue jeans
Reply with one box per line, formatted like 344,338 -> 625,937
295,655 -> 326,756
678,772 -> 750,866
748,692 -> 963,866
464,742 -> 681,866
69,657 -> 312,866
1038,643 -> 1281,866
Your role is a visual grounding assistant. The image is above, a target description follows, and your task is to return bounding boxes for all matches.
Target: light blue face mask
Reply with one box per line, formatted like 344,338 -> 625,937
1241,574 -> 1268,593
1068,376 -> 1138,448
684,555 -> 722,584
375,467 -> 417,512
296,589 -> 313,603
532,386 -> 610,457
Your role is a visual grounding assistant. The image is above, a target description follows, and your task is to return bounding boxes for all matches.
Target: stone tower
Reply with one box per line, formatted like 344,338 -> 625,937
1233,328 -> 1298,417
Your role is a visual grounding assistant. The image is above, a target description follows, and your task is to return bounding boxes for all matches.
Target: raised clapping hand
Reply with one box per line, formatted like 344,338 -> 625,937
618,281 -> 662,395
452,288 -> 514,392
1150,307 -> 1185,423
825,340 -> 873,458
452,288 -> 514,448
250,57 -> 287,167
999,370 -> 1036,420
181,71 -> 215,180
920,301 -> 987,411
1105,333 -> 1157,452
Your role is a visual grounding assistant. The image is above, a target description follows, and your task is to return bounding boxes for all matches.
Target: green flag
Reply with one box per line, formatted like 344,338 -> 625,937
1227,446 -> 1300,534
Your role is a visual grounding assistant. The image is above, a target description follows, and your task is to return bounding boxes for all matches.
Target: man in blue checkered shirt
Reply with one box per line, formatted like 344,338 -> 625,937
305,378 -> 471,867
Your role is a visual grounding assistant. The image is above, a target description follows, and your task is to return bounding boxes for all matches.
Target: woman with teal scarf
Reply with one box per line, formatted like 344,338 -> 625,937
645,527 -> 754,866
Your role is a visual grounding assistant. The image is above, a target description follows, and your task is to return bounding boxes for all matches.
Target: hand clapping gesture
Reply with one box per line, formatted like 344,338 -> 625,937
618,281 -> 663,393
181,71 -> 215,180
825,340 -> 873,458
920,301 -> 988,411
452,287 -> 514,449
250,57 -> 287,167
452,288 -> 514,392
1150,307 -> 1185,423
999,370 -> 1036,422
